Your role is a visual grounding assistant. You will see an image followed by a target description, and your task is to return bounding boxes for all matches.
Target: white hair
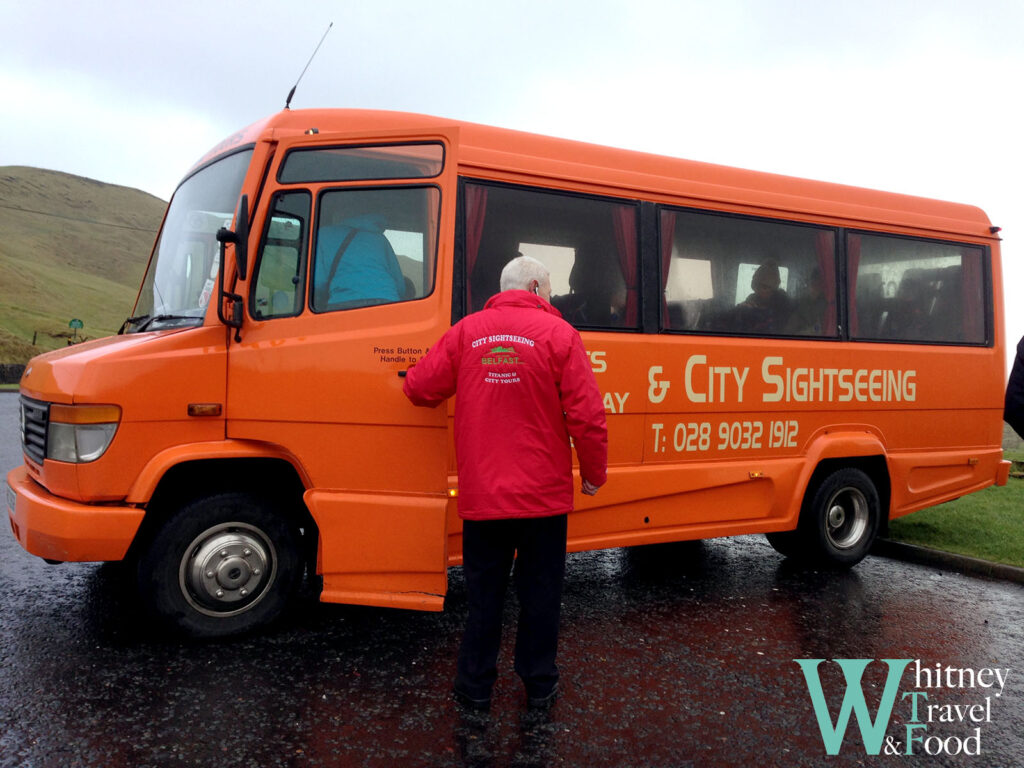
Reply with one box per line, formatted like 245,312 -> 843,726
499,255 -> 549,292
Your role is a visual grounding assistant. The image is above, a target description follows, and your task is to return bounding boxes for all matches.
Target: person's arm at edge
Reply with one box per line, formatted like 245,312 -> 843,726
559,332 -> 608,494
402,325 -> 461,407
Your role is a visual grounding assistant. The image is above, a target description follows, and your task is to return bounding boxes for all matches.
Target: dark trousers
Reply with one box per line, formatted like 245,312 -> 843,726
455,514 -> 568,700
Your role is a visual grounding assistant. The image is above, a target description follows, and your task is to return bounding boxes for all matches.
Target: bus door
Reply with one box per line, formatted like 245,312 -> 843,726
226,128 -> 458,611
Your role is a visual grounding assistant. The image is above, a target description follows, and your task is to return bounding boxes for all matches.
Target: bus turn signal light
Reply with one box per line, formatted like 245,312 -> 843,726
49,403 -> 121,425
187,403 -> 223,418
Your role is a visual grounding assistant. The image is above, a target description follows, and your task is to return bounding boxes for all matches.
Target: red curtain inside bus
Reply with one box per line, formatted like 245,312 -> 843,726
464,185 -> 488,312
817,231 -> 838,333
613,208 -> 639,326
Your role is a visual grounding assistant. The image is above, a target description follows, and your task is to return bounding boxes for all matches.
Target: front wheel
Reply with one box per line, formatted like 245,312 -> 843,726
136,492 -> 303,638
800,468 -> 881,567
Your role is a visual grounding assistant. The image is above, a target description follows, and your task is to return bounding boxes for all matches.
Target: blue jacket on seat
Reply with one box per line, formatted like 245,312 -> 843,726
315,214 -> 405,307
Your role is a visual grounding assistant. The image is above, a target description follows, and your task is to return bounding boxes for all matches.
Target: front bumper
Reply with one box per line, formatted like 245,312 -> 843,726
6,465 -> 144,562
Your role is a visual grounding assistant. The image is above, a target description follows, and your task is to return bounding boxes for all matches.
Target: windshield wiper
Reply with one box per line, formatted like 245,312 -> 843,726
120,313 -> 203,334
119,314 -> 151,334
142,314 -> 202,331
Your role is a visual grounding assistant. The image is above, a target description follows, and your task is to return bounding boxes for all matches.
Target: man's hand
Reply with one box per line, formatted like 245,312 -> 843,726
581,479 -> 601,496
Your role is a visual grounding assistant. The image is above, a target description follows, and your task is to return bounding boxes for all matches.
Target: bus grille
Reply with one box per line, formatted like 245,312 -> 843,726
20,397 -> 48,465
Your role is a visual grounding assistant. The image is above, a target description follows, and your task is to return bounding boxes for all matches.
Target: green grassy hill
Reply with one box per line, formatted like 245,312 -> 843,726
0,166 -> 166,363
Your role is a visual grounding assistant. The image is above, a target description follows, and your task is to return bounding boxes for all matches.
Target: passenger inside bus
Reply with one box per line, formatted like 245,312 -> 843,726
786,267 -> 828,335
552,260 -> 626,327
732,261 -> 791,333
882,272 -> 932,341
314,214 -> 406,308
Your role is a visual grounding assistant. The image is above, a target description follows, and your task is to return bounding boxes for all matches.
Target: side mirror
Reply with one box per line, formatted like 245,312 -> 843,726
216,195 -> 250,335
218,289 -> 244,331
225,294 -> 244,327
216,194 -> 251,281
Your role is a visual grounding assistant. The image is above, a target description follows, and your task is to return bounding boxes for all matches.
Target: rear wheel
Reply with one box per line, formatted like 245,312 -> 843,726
800,468 -> 880,567
136,492 -> 302,638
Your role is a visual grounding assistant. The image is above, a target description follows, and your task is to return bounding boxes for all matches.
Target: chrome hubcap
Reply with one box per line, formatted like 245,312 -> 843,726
824,487 -> 869,550
828,504 -> 846,529
179,523 -> 276,616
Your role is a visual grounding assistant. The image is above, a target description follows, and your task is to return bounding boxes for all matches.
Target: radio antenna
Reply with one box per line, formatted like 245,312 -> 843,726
284,22 -> 333,110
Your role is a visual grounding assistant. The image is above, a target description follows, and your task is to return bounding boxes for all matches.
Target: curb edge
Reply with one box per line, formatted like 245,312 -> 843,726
874,539 -> 1024,585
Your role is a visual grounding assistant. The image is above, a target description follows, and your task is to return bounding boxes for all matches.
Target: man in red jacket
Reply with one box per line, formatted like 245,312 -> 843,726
403,255 -> 608,712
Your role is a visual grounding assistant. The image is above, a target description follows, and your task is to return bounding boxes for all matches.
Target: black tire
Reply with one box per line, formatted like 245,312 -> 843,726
765,530 -> 803,559
799,467 -> 881,567
136,492 -> 302,638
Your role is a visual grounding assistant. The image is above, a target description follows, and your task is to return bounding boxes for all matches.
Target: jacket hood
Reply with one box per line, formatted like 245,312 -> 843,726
484,290 -> 563,318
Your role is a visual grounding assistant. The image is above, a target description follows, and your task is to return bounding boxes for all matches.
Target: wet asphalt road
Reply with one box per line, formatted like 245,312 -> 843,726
2,389 -> 1023,768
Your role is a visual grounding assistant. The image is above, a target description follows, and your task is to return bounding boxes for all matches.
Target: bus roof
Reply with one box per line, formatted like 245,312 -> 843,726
193,108 -> 993,240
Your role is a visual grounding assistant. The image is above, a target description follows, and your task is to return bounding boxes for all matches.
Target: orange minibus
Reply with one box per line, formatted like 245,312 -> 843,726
6,108 -> 1009,637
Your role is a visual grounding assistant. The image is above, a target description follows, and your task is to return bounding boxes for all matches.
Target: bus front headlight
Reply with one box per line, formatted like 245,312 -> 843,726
47,404 -> 121,463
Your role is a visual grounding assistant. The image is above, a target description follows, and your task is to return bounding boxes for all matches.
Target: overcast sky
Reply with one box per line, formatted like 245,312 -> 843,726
2,0 -> 1022,356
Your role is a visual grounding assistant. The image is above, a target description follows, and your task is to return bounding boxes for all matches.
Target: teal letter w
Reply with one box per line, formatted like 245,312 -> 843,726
794,658 -> 912,756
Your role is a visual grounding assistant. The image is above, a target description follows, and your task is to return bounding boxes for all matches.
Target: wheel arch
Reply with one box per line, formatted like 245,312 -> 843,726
802,455 -> 891,532
791,429 -> 892,531
127,452 -> 317,566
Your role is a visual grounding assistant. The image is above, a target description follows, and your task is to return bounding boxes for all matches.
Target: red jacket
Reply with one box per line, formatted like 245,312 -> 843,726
403,290 -> 608,520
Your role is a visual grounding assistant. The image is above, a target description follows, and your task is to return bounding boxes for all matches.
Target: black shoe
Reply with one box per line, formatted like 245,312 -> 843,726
453,687 -> 491,712
526,684 -> 558,710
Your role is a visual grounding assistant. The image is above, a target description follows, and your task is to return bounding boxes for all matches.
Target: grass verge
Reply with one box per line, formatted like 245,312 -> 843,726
887,478 -> 1024,569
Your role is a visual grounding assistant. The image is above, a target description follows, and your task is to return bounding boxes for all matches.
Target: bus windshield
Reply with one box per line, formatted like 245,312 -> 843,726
128,149 -> 253,333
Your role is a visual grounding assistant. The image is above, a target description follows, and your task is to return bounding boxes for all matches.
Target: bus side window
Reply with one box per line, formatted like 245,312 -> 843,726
462,182 -> 639,329
848,233 -> 986,345
252,191 -> 310,320
661,208 -> 837,338
311,187 -> 439,312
